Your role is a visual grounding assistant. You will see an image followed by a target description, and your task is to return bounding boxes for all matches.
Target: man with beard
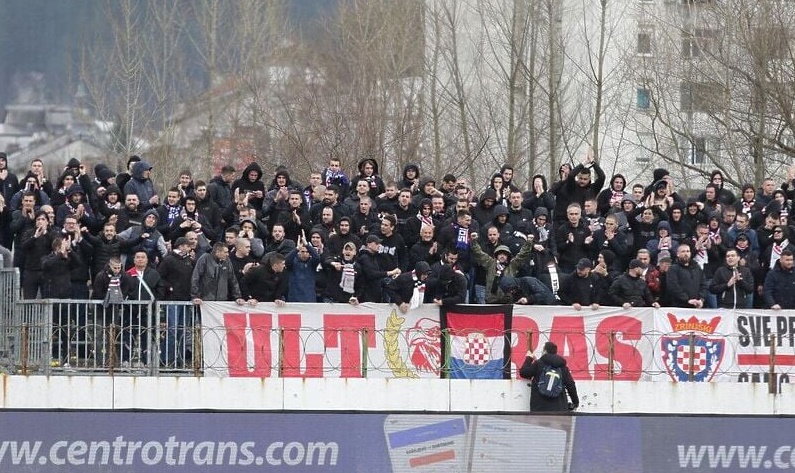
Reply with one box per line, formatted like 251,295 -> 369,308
117,194 -> 146,231
667,244 -> 706,308
263,223 -> 296,257
310,184 -> 349,223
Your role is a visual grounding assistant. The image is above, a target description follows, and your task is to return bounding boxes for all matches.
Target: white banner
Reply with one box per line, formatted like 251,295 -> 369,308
200,302 -> 795,384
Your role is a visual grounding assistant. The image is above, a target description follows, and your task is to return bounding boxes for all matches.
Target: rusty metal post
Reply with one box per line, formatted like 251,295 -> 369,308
769,334 -> 777,395
108,324 -> 117,376
361,328 -> 369,378
20,323 -> 29,375
687,333 -> 696,382
608,330 -> 616,381
278,327 -> 285,378
192,324 -> 203,377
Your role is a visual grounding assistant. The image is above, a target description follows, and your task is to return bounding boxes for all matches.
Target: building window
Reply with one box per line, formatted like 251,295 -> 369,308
680,81 -> 723,113
637,88 -> 651,110
689,137 -> 707,164
637,31 -> 653,55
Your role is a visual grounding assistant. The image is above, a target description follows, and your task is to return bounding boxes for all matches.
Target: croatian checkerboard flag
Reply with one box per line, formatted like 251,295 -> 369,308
441,305 -> 512,379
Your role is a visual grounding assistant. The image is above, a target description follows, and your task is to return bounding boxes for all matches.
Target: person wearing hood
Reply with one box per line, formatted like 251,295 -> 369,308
399,163 -> 420,193
123,160 -> 159,209
490,204 -> 514,243
549,163 -> 572,197
89,163 -> 116,210
117,208 -> 168,268
590,214 -> 629,264
55,184 -> 97,231
261,168 -> 296,223
411,176 -> 443,208
522,174 -> 555,218
487,173 -> 510,207
520,342 -> 579,412
469,231 -> 535,303
761,224 -> 795,274
667,202 -> 692,242
682,197 -> 707,230
763,190 -> 792,225
646,220 -> 679,264
385,261 -> 431,313
322,240 -> 363,304
0,152 -> 19,206
472,188 -> 498,227
349,157 -> 385,200
231,162 -> 266,211
404,197 -> 433,249
597,173 -> 628,216
698,170 -> 736,207
51,171 -> 78,209
428,264 -> 468,307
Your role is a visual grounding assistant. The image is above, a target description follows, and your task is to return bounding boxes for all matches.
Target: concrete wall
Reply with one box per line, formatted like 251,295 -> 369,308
1,375 -> 790,414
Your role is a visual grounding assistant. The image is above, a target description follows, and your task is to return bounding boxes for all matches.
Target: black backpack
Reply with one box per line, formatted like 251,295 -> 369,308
536,364 -> 564,398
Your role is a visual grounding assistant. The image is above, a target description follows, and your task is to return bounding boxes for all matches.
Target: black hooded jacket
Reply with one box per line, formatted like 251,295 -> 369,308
520,353 -> 579,412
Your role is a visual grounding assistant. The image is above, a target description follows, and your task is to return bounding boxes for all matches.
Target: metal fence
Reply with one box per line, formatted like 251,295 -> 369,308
9,299 -> 201,376
0,268 -> 20,372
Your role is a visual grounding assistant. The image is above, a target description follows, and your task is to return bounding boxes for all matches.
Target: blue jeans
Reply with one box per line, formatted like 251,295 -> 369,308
160,304 -> 192,367
473,284 -> 486,304
703,279 -> 718,309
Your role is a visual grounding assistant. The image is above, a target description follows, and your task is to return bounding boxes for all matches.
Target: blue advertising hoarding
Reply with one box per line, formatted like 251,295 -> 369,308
0,412 -> 793,472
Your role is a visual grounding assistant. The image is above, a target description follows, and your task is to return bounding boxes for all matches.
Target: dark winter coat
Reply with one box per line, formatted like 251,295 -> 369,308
709,264 -> 754,309
520,353 -> 579,412
666,260 -> 707,307
763,262 -> 795,309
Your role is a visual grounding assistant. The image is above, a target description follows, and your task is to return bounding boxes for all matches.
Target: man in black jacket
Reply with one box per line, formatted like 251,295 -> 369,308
709,249 -> 755,309
520,341 -> 579,412
609,259 -> 660,308
241,252 -> 288,305
430,264 -> 467,307
559,258 -> 605,310
385,261 -> 430,313
764,249 -> 795,309
667,245 -> 707,308
157,237 -> 196,367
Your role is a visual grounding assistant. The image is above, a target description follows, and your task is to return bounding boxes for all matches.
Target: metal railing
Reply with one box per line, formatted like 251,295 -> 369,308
9,299 -> 201,376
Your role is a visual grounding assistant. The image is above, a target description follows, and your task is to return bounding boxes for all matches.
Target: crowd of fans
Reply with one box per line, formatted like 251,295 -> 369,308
1,149 -> 793,313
